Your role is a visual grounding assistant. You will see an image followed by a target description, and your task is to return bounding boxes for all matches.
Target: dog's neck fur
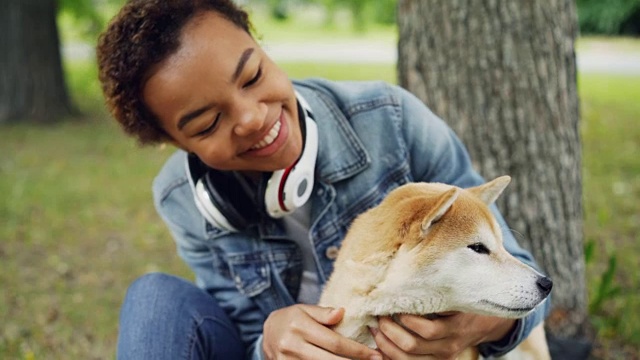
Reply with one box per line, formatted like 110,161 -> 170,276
319,247 -> 447,347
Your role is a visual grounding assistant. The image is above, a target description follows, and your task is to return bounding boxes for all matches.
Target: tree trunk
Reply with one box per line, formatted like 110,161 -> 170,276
397,0 -> 587,339
0,0 -> 75,124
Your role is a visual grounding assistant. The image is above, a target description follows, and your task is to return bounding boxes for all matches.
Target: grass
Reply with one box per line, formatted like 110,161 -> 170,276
0,59 -> 190,358
0,108 -> 191,358
580,73 -> 640,356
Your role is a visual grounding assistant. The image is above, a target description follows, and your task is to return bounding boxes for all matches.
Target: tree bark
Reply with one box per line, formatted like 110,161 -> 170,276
0,0 -> 75,124
397,0 -> 587,339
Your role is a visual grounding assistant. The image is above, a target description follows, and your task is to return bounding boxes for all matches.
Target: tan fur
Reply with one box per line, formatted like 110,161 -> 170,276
318,176 -> 551,359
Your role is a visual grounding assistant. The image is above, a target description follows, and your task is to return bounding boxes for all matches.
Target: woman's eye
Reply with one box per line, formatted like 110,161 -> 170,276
196,113 -> 221,137
243,66 -> 262,88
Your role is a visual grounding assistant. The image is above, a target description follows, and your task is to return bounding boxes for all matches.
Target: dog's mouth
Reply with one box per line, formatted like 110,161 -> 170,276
479,300 -> 536,314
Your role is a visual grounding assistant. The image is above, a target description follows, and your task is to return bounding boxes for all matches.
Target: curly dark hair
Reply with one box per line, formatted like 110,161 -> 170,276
96,0 -> 252,145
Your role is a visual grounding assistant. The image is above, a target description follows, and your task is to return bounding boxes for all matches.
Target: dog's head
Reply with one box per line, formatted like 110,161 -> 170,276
354,176 -> 552,318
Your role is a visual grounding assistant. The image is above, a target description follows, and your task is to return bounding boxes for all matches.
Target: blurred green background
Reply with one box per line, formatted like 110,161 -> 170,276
1,0 -> 639,358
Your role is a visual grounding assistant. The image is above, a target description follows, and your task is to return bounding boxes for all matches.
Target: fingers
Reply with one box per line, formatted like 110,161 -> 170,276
373,313 -> 510,360
263,305 -> 382,360
301,314 -> 382,359
370,324 -> 429,360
374,315 -> 465,359
300,305 -> 384,359
302,305 -> 345,326
396,314 -> 451,341
377,316 -> 430,355
277,341 -> 356,360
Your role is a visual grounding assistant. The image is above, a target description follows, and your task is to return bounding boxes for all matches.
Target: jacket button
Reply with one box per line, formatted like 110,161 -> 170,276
325,246 -> 340,260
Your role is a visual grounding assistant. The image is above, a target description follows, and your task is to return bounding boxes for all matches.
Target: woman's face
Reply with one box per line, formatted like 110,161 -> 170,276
143,11 -> 301,173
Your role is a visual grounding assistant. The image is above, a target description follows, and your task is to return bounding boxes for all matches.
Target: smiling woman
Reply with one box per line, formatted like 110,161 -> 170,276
96,1 -> 551,359
97,0 -> 252,144
141,11 -> 302,173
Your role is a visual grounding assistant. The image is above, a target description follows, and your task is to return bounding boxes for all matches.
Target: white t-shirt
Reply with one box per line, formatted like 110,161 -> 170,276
281,202 -> 321,304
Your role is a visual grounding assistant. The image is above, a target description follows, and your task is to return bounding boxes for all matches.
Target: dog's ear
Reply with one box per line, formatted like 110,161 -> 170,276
421,187 -> 460,234
468,176 -> 511,205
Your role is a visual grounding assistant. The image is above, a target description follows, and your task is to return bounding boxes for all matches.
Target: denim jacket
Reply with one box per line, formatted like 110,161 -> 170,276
152,78 -> 550,359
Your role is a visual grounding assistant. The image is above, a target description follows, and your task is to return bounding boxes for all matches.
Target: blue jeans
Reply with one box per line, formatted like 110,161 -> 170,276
117,273 -> 246,359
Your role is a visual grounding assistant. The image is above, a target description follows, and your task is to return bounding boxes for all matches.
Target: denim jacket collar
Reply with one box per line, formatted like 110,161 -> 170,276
294,83 -> 371,184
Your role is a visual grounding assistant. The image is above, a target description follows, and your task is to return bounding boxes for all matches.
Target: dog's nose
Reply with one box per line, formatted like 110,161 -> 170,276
536,276 -> 553,295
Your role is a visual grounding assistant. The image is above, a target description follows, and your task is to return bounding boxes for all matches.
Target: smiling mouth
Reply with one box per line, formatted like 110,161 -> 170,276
250,118 -> 282,150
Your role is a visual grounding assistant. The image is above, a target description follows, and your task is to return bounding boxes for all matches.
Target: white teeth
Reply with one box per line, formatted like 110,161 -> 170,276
251,120 -> 281,150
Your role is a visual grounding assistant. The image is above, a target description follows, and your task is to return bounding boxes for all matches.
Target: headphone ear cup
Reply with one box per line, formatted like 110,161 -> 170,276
264,99 -> 318,218
199,171 -> 260,231
194,178 -> 239,232
281,118 -> 317,209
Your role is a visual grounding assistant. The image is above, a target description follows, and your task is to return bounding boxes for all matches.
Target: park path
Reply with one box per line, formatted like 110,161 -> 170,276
65,39 -> 640,74
260,39 -> 640,74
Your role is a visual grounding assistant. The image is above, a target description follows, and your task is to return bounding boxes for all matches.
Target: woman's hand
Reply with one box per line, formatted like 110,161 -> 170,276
263,304 -> 383,360
371,312 -> 516,359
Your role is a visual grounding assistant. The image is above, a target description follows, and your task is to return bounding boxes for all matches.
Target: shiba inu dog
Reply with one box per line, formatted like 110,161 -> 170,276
318,176 -> 552,359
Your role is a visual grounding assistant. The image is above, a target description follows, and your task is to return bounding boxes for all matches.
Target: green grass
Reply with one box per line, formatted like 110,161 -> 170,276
580,73 -> 640,355
0,113 -> 192,358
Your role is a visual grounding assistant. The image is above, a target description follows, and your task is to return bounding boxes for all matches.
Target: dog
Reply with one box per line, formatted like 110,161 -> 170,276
318,176 -> 552,359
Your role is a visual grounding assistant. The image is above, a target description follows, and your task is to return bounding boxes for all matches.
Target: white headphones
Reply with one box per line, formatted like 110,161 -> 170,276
187,92 -> 318,231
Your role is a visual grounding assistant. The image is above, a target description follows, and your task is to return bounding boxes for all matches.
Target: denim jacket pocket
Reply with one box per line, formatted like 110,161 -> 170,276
225,244 -> 302,304
227,252 -> 272,297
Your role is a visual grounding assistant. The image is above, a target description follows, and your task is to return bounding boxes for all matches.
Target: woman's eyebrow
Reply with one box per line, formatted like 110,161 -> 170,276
231,48 -> 255,82
176,48 -> 255,131
177,105 -> 213,131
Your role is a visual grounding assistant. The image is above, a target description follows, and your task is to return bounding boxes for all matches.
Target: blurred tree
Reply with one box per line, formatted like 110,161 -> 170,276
398,0 -> 590,348
577,0 -> 640,35
345,0 -> 367,32
371,0 -> 396,25
621,7 -> 640,34
0,0 -> 122,124
319,0 -> 338,26
268,0 -> 290,21
0,0 -> 75,123
59,0 -> 106,36
282,0 -> 397,30
313,0 -> 397,31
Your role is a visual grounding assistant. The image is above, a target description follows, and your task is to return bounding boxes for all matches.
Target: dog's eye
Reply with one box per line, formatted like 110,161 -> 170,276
467,243 -> 490,255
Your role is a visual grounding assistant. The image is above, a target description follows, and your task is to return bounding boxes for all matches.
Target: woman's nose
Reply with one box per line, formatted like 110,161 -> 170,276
233,101 -> 268,137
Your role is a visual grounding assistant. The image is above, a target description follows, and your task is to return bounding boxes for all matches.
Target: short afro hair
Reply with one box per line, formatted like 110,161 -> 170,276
96,0 -> 252,145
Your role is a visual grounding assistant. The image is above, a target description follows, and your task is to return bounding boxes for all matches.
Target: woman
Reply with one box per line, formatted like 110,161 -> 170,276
96,1 -> 550,359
